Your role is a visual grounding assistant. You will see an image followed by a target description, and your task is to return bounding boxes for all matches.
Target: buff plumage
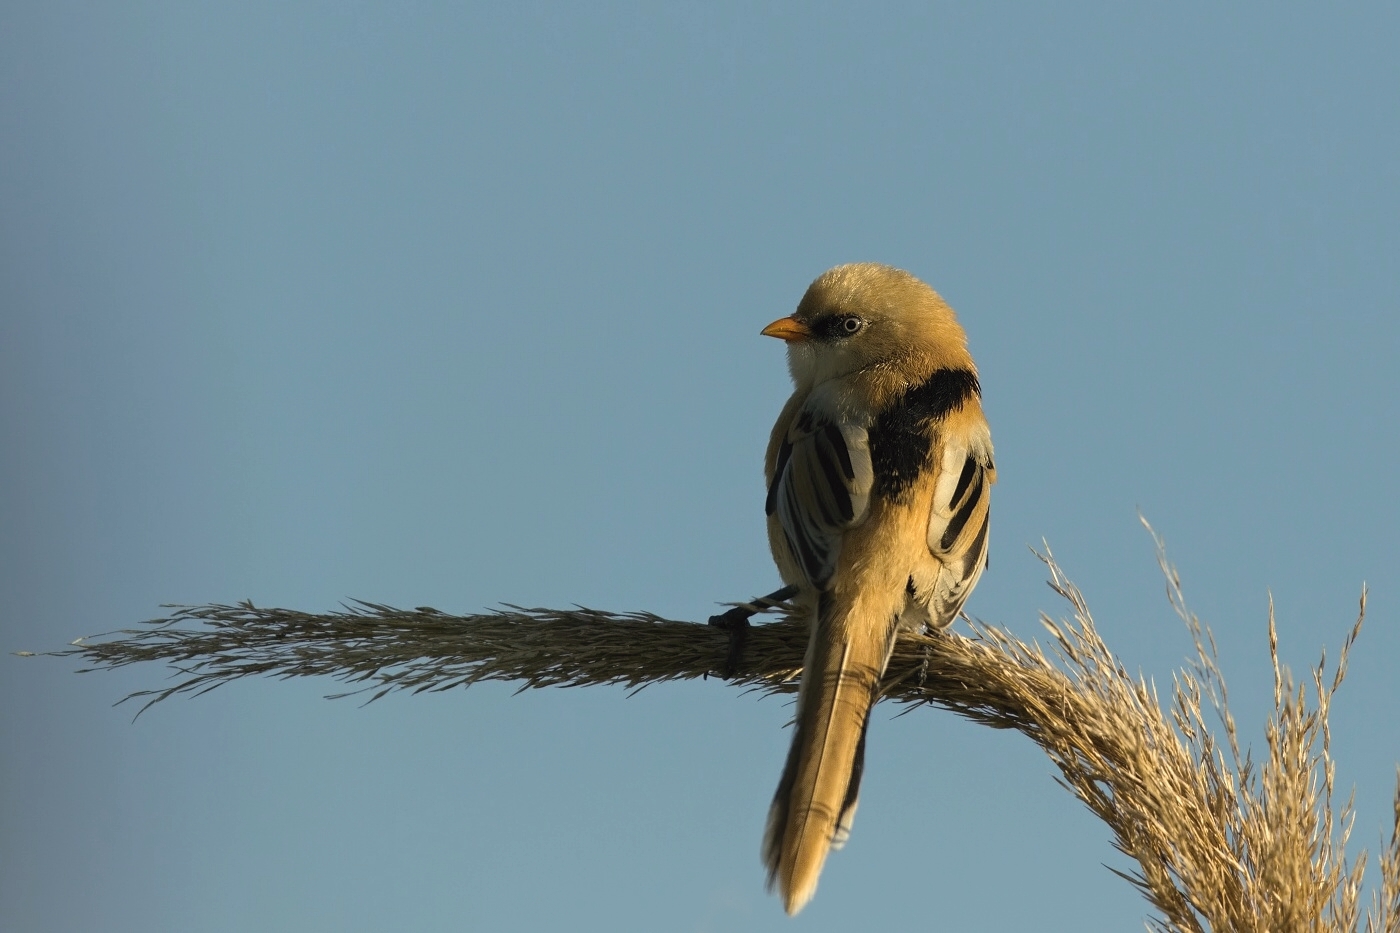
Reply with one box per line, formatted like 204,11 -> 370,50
760,263 -> 994,914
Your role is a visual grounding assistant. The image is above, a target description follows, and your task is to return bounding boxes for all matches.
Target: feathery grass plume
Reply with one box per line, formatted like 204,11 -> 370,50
32,530 -> 1397,931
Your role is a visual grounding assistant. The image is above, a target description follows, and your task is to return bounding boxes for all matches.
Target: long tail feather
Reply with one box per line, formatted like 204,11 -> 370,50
762,594 -> 896,915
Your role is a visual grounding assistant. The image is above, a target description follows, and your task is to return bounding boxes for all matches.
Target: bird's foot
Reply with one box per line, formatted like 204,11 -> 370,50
707,585 -> 798,679
707,607 -> 752,679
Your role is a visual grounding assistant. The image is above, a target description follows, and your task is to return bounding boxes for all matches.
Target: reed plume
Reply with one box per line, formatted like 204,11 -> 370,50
29,525 -> 1396,932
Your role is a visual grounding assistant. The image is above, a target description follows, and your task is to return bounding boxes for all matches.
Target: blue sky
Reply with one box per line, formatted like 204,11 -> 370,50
4,4 -> 1398,930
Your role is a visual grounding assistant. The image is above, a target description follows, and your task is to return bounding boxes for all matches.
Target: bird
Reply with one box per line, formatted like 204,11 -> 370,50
759,263 -> 994,915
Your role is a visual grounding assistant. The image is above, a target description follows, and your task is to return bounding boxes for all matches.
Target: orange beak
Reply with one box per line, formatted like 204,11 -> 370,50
760,316 -> 811,343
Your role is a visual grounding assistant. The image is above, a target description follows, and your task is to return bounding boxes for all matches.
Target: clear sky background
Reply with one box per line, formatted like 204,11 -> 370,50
4,4 -> 1399,931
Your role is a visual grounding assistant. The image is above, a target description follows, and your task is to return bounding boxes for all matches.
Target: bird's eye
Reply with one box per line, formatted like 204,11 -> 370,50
840,316 -> 864,334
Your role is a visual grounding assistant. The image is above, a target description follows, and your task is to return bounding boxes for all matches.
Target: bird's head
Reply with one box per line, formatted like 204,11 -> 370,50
762,263 -> 973,391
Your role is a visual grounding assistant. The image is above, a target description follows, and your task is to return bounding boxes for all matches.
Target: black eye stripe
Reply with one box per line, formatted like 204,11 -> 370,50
813,314 -> 865,341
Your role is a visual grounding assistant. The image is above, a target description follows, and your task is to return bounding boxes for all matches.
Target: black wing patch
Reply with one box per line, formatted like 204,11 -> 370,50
869,368 -> 979,503
938,462 -> 985,550
925,447 -> 993,627
768,408 -> 873,589
766,439 -> 792,517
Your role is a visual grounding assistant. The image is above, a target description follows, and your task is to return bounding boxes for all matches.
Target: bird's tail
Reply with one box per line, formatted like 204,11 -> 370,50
762,591 -> 898,915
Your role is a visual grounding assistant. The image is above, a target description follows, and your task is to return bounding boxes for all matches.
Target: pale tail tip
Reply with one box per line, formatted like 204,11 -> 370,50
783,880 -> 818,916
764,858 -> 818,916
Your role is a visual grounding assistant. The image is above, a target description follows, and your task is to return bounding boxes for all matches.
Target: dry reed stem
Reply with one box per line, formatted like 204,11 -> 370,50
29,529 -> 1399,932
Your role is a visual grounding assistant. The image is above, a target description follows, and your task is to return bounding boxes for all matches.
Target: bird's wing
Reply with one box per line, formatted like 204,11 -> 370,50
924,436 -> 994,626
761,390 -> 883,914
765,402 -> 874,590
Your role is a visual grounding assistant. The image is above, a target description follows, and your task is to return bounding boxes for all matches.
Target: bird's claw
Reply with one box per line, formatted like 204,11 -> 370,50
708,607 -> 753,679
706,585 -> 797,679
